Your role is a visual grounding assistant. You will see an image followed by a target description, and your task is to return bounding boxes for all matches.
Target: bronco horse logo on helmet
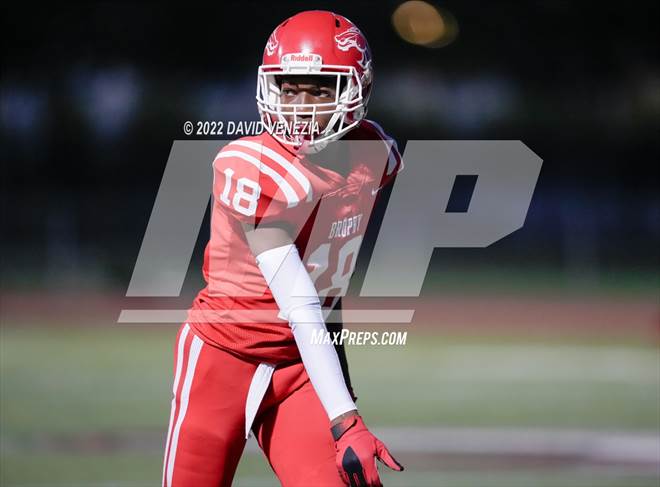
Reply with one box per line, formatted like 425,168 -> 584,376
265,28 -> 279,56
334,26 -> 371,72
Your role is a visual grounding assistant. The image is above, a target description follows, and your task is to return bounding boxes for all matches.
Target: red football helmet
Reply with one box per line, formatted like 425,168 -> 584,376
256,10 -> 373,153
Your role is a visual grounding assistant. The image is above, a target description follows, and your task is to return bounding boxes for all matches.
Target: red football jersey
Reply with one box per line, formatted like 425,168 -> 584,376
188,120 -> 402,363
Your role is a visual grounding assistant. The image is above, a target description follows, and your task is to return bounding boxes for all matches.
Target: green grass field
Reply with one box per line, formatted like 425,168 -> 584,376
1,324 -> 658,486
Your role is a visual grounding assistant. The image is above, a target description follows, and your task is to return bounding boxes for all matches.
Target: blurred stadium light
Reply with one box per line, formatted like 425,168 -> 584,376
392,1 -> 459,48
69,66 -> 141,141
0,84 -> 47,137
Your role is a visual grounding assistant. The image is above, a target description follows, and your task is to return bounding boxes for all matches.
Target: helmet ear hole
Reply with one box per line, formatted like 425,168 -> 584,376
335,18 -> 340,28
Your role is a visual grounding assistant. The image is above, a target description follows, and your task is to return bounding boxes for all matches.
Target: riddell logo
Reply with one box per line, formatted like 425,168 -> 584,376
282,53 -> 323,65
290,54 -> 314,62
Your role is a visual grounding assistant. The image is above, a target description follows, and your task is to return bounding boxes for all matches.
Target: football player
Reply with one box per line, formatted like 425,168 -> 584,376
162,10 -> 404,487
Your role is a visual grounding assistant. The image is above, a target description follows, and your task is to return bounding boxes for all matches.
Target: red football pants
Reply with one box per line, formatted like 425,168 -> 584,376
162,323 -> 345,487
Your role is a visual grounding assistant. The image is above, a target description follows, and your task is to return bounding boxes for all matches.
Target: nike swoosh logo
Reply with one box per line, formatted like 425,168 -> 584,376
371,186 -> 383,196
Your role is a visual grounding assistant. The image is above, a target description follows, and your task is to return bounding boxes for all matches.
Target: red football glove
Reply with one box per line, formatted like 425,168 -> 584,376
331,414 -> 404,486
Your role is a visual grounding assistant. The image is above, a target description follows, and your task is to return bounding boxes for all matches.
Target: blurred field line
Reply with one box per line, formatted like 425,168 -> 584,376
435,345 -> 659,384
367,427 -> 660,463
2,292 -> 658,342
4,427 -> 657,466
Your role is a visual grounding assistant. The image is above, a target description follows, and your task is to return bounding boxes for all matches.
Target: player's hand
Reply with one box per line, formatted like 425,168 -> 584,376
331,414 -> 403,486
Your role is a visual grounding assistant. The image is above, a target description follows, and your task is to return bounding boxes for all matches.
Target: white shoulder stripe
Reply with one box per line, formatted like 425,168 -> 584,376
363,120 -> 400,176
386,147 -> 399,176
216,150 -> 300,207
230,140 -> 312,201
363,119 -> 387,137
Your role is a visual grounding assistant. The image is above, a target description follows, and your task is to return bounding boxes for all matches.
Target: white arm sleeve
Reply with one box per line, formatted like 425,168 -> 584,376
256,244 -> 357,420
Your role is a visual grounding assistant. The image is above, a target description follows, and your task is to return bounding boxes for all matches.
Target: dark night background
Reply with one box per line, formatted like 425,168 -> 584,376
2,1 -> 658,294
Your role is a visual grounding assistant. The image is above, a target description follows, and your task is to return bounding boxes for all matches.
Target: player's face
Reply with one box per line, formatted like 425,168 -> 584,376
278,75 -> 338,133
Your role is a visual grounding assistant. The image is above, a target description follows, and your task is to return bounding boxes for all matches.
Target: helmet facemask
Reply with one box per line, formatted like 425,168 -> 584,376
257,60 -> 370,154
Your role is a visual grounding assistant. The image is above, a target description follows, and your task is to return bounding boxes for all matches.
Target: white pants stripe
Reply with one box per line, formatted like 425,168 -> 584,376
162,324 -> 189,486
162,324 -> 203,487
244,362 -> 276,439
